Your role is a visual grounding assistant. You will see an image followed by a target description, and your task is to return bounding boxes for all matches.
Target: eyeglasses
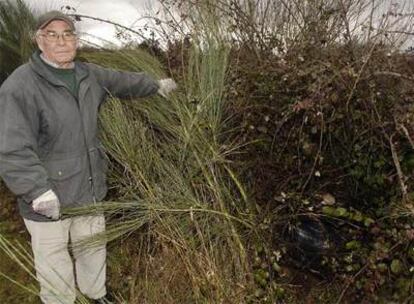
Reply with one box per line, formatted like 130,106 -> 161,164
39,31 -> 77,42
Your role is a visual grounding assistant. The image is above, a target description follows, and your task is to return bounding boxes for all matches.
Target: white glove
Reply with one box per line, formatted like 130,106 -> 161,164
157,78 -> 177,98
32,190 -> 60,220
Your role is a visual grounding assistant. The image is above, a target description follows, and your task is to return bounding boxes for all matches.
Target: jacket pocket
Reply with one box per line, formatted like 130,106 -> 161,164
89,147 -> 108,199
44,157 -> 83,204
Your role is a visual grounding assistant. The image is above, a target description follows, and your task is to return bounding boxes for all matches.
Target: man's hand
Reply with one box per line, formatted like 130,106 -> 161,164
158,78 -> 177,98
32,190 -> 60,220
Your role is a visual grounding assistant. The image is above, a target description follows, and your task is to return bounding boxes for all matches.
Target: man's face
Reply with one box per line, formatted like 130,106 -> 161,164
36,20 -> 78,67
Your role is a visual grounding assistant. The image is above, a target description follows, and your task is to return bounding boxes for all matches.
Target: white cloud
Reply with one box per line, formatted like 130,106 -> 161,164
23,0 -> 156,46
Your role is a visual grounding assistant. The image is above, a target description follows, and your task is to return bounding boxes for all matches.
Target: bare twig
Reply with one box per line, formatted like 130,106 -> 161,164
68,13 -> 147,40
399,123 -> 414,150
335,264 -> 368,304
370,27 -> 414,36
373,71 -> 414,82
345,42 -> 378,110
389,133 -> 408,202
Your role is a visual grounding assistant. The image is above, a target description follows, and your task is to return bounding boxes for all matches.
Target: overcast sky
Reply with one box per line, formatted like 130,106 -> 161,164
21,0 -> 414,49
23,0 -> 159,46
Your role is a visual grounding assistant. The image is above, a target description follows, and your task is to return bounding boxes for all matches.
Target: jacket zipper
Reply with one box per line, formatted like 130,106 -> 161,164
73,94 -> 97,205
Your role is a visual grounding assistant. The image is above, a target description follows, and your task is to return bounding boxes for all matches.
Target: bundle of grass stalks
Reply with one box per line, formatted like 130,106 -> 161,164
67,5 -> 254,303
1,0 -> 255,301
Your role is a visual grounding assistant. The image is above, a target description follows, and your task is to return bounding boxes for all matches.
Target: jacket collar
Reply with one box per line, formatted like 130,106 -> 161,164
40,53 -> 75,69
29,50 -> 89,86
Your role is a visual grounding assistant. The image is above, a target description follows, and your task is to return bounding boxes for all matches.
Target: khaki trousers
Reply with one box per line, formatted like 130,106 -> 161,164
24,215 -> 107,304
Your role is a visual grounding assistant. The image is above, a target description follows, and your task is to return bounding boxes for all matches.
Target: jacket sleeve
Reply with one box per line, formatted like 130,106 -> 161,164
0,84 -> 50,203
87,63 -> 160,100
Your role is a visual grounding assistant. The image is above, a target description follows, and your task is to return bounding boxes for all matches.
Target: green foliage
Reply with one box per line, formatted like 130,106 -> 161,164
69,23 -> 253,302
0,0 -> 36,84
220,1 -> 414,300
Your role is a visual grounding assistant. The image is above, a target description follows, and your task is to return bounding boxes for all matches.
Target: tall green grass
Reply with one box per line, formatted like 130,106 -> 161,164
0,0 -> 36,83
74,31 -> 254,302
0,1 -> 256,301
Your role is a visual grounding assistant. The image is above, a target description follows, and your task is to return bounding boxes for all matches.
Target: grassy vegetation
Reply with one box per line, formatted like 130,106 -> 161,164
0,0 -> 36,83
0,185 -> 39,304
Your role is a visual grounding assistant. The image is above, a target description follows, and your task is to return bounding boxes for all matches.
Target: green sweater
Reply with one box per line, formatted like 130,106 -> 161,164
43,63 -> 79,97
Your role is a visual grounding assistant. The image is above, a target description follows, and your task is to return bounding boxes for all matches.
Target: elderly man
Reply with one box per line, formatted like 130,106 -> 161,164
0,10 -> 176,304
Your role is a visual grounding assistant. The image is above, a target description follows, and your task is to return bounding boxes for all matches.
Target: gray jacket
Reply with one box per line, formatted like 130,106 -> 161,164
0,51 -> 159,221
